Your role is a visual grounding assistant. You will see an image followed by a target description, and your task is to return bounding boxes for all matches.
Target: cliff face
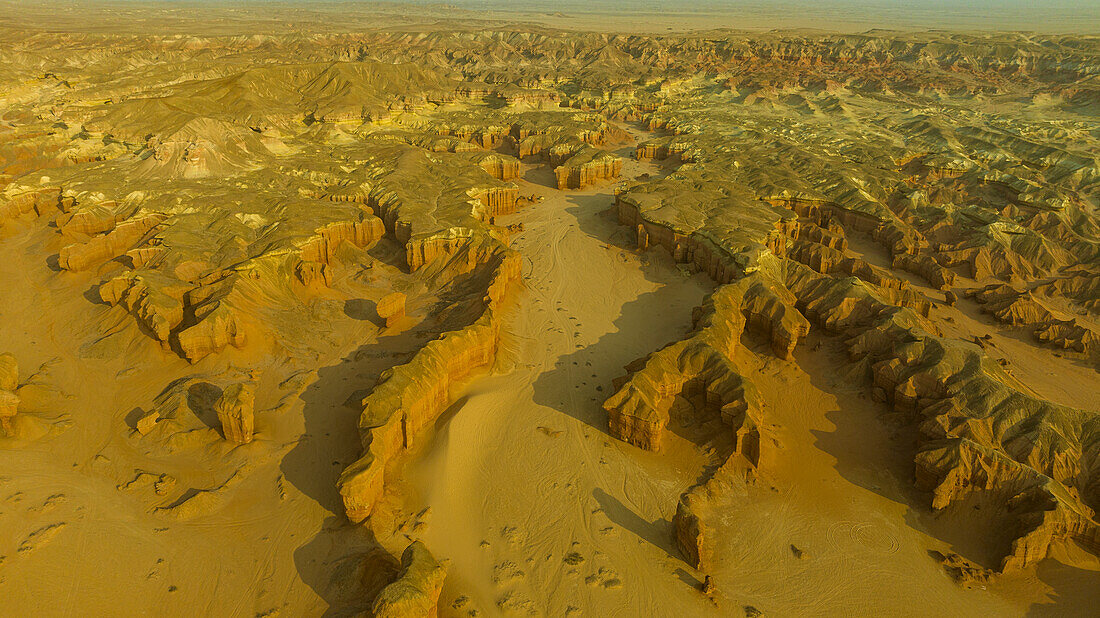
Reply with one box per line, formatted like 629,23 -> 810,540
603,282 -> 764,452
0,187 -> 60,220
779,259 -> 1100,573
338,241 -> 520,522
59,213 -> 166,271
472,152 -> 522,181
604,272 -> 801,569
0,353 -> 19,437
615,192 -> 791,285
553,150 -> 623,190
608,155 -> 1099,573
969,283 -> 1099,362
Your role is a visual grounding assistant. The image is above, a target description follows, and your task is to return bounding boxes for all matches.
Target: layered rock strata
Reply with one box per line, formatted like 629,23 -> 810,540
215,382 -> 257,444
338,241 -> 520,522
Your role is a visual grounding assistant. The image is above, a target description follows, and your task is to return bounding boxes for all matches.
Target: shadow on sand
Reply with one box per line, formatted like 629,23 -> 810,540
280,325 -> 434,613
593,487 -> 678,561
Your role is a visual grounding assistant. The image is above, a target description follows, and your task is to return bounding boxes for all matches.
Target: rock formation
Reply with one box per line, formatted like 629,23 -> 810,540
215,382 -> 257,444
554,149 -> 623,190
0,353 -> 17,391
177,303 -> 246,363
968,283 -> 1099,362
376,292 -> 407,328
0,389 -> 19,437
339,243 -> 520,522
2,19 -> 1099,614
58,214 -> 165,271
371,542 -> 447,618
604,268 -> 808,569
0,353 -> 19,437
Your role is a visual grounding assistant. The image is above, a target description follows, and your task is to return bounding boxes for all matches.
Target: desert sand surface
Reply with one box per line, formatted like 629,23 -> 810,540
0,1 -> 1099,617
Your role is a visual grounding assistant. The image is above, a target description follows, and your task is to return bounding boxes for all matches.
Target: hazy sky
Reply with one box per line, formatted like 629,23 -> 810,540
18,0 -> 1100,33
403,0 -> 1100,31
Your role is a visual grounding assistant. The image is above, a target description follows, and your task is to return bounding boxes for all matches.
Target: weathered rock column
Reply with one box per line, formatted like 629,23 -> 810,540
376,292 -> 407,329
215,382 -> 256,444
0,353 -> 19,436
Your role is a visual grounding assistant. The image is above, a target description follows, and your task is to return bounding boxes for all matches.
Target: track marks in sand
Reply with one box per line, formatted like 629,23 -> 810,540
17,522 -> 67,553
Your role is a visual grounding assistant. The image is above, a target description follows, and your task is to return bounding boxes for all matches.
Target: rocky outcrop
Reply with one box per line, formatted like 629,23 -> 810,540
892,253 -> 956,290
778,259 -> 1100,573
55,198 -> 136,238
634,139 -> 698,164
58,213 -> 165,271
0,353 -> 18,391
786,238 -> 929,313
371,542 -> 447,618
299,217 -> 385,265
604,272 -> 796,569
604,280 -> 770,452
0,390 -> 18,437
554,150 -> 622,190
100,271 -> 189,344
0,353 -> 18,437
472,152 -> 521,181
294,260 -> 330,287
475,186 -> 519,218
673,456 -> 751,571
376,292 -> 406,328
215,382 -> 256,444
1033,268 -> 1099,314
0,187 -> 60,220
177,302 -> 246,363
293,216 -> 385,287
916,438 -> 1099,573
338,243 -> 520,522
616,192 -> 792,284
969,283 -> 1099,360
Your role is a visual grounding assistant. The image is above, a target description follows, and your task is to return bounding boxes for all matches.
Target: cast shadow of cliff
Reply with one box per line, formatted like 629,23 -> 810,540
1025,559 -> 1100,616
799,333 -> 1022,571
522,163 -> 558,189
293,516 -> 398,617
528,292 -> 667,436
529,192 -> 710,436
281,326 -> 431,515
281,324 -> 439,614
592,487 -> 678,560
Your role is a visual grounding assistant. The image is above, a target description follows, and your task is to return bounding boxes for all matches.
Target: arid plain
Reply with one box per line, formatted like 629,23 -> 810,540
0,2 -> 1098,616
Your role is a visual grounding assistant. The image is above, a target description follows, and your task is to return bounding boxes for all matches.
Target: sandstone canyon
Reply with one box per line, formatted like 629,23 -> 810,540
0,1 -> 1098,616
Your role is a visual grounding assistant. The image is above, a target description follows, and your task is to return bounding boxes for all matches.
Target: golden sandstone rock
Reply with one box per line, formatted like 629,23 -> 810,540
376,292 -> 407,328
177,303 -> 246,363
2,16 -> 1100,613
58,213 -> 165,271
215,382 -> 256,444
0,353 -> 18,391
0,390 -> 19,437
0,354 -> 19,437
371,542 -> 447,618
554,150 -> 623,190
135,411 -> 160,436
339,245 -> 520,522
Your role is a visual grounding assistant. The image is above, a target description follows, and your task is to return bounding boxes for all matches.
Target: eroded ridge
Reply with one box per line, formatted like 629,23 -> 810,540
0,18 -> 1098,616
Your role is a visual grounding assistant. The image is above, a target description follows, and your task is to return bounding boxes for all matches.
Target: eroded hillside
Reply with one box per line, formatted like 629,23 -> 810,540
0,16 -> 1098,617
